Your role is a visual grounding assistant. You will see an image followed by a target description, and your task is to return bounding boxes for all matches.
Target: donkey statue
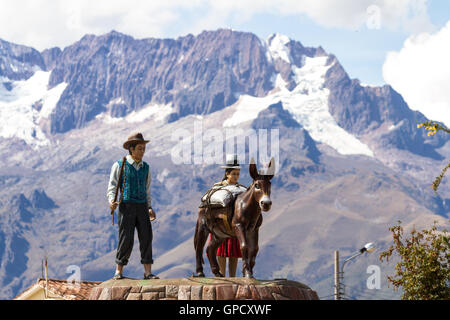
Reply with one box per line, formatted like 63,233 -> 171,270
193,157 -> 275,278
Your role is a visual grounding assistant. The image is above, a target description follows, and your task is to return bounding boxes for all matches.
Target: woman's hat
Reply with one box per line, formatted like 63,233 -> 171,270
123,133 -> 150,150
220,154 -> 241,169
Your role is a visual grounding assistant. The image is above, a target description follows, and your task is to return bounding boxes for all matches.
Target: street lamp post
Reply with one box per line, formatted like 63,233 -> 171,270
334,243 -> 376,300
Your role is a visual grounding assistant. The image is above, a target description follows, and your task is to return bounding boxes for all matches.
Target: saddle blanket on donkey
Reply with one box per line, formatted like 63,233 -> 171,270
199,184 -> 247,236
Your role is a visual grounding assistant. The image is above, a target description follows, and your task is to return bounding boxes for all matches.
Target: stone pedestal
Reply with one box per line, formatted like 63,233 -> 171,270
88,277 -> 319,300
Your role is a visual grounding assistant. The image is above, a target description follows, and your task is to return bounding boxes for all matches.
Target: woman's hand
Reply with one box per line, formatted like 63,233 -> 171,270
149,208 -> 156,221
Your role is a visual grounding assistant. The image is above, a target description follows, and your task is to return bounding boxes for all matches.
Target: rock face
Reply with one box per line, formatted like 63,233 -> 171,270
0,38 -> 46,81
252,101 -> 321,163
88,278 -> 319,300
47,29 -> 278,133
40,47 -> 62,72
0,193 -> 33,299
324,55 -> 447,158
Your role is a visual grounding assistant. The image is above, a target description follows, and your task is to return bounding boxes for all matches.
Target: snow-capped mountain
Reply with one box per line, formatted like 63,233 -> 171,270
1,29 -> 446,156
0,70 -> 67,147
0,29 -> 448,300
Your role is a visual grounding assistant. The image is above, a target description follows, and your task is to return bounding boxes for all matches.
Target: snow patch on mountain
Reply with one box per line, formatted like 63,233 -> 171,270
389,120 -> 405,131
360,82 -> 376,88
224,56 -> 374,157
274,74 -> 288,88
108,97 -> 125,105
96,102 -> 173,124
265,33 -> 292,63
0,70 -> 67,147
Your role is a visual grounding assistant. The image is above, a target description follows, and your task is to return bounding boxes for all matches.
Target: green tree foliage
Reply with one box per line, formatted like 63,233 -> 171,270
417,121 -> 450,193
379,220 -> 450,300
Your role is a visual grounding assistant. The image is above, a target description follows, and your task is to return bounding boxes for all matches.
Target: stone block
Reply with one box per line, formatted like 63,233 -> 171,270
216,285 -> 238,300
166,285 -> 179,299
280,286 -> 307,300
111,286 -> 132,300
310,290 -> 319,300
141,285 -> 165,293
129,286 -> 142,293
303,289 -> 319,300
98,288 -> 112,300
202,286 -> 216,300
88,287 -> 103,300
272,293 -> 291,300
255,286 -> 275,300
142,292 -> 160,300
126,293 -> 142,300
236,285 -> 261,300
178,285 -> 191,300
191,286 -> 203,300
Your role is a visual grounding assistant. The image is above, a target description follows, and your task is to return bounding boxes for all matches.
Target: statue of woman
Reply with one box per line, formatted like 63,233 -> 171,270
210,154 -> 243,277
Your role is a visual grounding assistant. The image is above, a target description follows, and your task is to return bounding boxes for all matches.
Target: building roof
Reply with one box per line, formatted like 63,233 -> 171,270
14,278 -> 102,300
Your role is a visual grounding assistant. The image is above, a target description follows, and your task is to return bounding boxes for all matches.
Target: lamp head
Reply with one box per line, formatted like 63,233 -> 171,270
360,242 -> 376,253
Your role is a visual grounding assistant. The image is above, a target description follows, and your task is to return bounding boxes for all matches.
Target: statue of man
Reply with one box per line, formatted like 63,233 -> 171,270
107,132 -> 159,280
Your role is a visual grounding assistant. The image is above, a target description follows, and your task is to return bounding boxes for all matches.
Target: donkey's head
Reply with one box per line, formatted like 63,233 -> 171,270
249,157 -> 275,212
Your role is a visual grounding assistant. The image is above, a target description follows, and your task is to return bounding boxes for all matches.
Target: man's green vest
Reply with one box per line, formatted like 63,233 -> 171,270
118,159 -> 149,204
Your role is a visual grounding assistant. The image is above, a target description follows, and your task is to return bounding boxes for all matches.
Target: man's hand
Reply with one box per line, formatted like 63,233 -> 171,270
110,201 -> 119,211
149,208 -> 156,221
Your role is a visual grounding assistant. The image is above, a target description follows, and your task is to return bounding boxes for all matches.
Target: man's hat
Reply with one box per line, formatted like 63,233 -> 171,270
220,154 -> 241,169
123,133 -> 150,150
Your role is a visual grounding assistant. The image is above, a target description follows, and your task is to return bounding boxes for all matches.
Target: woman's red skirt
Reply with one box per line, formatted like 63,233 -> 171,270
216,237 -> 242,257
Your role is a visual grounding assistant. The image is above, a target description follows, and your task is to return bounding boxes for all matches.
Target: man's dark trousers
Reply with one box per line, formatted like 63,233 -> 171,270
116,202 -> 153,266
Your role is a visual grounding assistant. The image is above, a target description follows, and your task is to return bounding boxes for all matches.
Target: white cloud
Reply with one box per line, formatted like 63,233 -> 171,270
383,21 -> 450,127
173,0 -> 434,36
0,0 -> 433,51
0,0 -> 198,50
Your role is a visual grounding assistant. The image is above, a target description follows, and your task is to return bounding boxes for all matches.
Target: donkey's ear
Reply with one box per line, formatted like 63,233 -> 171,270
249,157 -> 259,180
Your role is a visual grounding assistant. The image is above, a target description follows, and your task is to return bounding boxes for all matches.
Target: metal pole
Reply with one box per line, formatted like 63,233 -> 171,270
334,250 -> 340,300
340,251 -> 363,300
44,256 -> 48,299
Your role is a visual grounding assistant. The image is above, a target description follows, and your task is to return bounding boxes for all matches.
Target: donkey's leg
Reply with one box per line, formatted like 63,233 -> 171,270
247,229 -> 259,278
193,214 -> 209,277
206,233 -> 225,277
234,223 -> 251,277
247,215 -> 263,277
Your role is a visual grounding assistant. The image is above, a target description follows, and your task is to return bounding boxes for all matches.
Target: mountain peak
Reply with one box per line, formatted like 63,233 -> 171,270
265,33 -> 293,64
267,33 -> 291,45
102,30 -> 134,40
195,28 -> 262,43
30,189 -> 57,209
108,29 -> 125,36
0,38 -> 45,80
